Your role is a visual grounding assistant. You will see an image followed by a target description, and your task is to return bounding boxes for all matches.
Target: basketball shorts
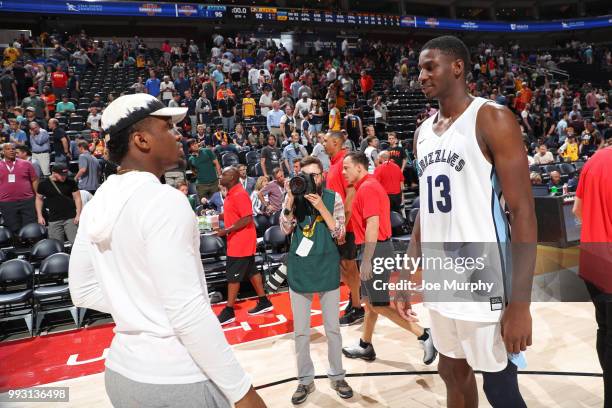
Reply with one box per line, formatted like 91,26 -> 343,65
428,309 -> 508,372
358,240 -> 394,307
226,256 -> 258,283
337,231 -> 357,261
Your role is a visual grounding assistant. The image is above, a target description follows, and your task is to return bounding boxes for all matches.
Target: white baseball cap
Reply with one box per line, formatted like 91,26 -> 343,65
101,93 -> 187,137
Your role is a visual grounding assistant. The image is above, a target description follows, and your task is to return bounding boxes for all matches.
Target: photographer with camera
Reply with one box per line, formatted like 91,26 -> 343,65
279,156 -> 354,404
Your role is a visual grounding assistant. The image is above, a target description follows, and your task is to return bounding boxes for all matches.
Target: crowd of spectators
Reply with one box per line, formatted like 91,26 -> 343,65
0,29 -> 611,243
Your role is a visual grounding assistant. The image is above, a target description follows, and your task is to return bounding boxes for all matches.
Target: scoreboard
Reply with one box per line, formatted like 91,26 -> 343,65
2,1 -> 609,32
247,7 -> 401,26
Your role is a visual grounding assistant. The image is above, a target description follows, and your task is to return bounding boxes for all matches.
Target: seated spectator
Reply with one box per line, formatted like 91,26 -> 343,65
526,145 -> 535,166
201,187 -> 225,213
232,123 -> 248,150
547,170 -> 563,190
533,144 -> 555,165
259,167 -> 285,215
530,172 -> 543,185
176,181 -> 196,210
247,125 -> 265,148
56,94 -> 76,113
250,176 -> 269,216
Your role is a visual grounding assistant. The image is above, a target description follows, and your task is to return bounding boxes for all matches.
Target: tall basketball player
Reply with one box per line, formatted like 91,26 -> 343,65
395,36 -> 537,408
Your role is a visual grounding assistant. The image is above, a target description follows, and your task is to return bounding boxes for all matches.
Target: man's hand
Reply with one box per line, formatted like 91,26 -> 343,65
37,215 -> 46,226
73,214 -> 80,225
304,193 -> 324,212
215,228 -> 227,237
359,258 -> 373,281
392,288 -> 419,322
235,386 -> 266,408
500,303 -> 532,353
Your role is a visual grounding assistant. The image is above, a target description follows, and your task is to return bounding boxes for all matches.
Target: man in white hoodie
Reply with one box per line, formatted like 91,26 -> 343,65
68,94 -> 266,408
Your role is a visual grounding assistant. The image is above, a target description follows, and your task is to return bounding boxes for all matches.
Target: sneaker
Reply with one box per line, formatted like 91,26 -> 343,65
339,307 -> 365,326
331,379 -> 353,399
344,297 -> 353,314
217,306 -> 235,326
420,328 -> 438,365
342,341 -> 376,361
291,382 -> 315,405
248,297 -> 274,315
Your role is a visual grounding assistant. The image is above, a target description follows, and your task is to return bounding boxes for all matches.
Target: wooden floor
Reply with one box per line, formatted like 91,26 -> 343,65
2,302 -> 603,407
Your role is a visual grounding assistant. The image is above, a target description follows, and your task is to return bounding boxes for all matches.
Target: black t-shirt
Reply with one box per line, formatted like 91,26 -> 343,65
388,146 -> 406,168
282,115 -> 295,137
218,98 -> 236,118
261,145 -> 281,175
345,114 -> 361,145
38,178 -> 77,221
53,127 -> 69,156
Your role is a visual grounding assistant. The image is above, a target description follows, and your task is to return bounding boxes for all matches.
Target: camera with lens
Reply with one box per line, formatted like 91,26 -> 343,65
289,172 -> 318,221
289,172 -> 317,196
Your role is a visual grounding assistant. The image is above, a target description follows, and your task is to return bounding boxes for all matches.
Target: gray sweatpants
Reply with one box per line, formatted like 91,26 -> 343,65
104,368 -> 231,408
48,218 -> 78,244
289,287 -> 345,385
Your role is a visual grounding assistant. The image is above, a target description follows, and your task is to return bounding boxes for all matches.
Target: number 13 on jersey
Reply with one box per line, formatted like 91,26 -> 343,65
427,174 -> 452,213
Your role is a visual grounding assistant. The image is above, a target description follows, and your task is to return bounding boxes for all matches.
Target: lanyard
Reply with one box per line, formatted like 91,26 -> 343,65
3,160 -> 15,173
301,214 -> 323,239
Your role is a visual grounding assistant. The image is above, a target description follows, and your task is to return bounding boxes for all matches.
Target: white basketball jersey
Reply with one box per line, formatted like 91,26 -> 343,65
417,97 -> 510,323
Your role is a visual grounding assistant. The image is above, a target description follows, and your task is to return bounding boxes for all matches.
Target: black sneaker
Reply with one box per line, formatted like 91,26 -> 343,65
217,306 -> 235,326
339,307 -> 365,326
344,297 -> 353,314
331,379 -> 353,399
342,342 -> 376,361
248,297 -> 274,315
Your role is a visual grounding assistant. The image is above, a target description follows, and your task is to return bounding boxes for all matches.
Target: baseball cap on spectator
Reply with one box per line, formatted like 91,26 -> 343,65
94,93 -> 101,97
101,93 -> 187,139
25,107 -> 36,112
51,163 -> 69,175
28,87 -> 36,92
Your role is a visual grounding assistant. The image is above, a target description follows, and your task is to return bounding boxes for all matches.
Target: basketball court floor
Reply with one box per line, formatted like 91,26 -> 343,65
0,295 -> 603,407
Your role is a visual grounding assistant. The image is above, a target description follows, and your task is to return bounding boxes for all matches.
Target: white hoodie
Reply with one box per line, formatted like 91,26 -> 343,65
69,171 -> 251,403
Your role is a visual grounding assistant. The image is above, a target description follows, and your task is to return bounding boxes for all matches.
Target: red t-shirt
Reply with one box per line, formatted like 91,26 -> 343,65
351,174 -> 392,245
223,183 -> 257,257
325,149 -> 353,232
51,71 -> 68,89
0,159 -> 37,202
576,147 -> 612,242
374,161 -> 404,195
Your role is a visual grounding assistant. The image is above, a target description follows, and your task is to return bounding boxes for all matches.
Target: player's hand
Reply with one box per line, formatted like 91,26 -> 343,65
500,302 -> 532,353
393,289 -> 419,322
235,386 -> 266,408
215,228 -> 227,237
37,215 -> 46,226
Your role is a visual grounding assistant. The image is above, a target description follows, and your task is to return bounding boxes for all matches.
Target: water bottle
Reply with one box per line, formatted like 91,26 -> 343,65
562,183 -> 568,195
550,185 -> 558,195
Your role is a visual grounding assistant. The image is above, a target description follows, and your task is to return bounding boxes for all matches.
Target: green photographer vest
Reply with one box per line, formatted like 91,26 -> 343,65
287,188 -> 341,293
